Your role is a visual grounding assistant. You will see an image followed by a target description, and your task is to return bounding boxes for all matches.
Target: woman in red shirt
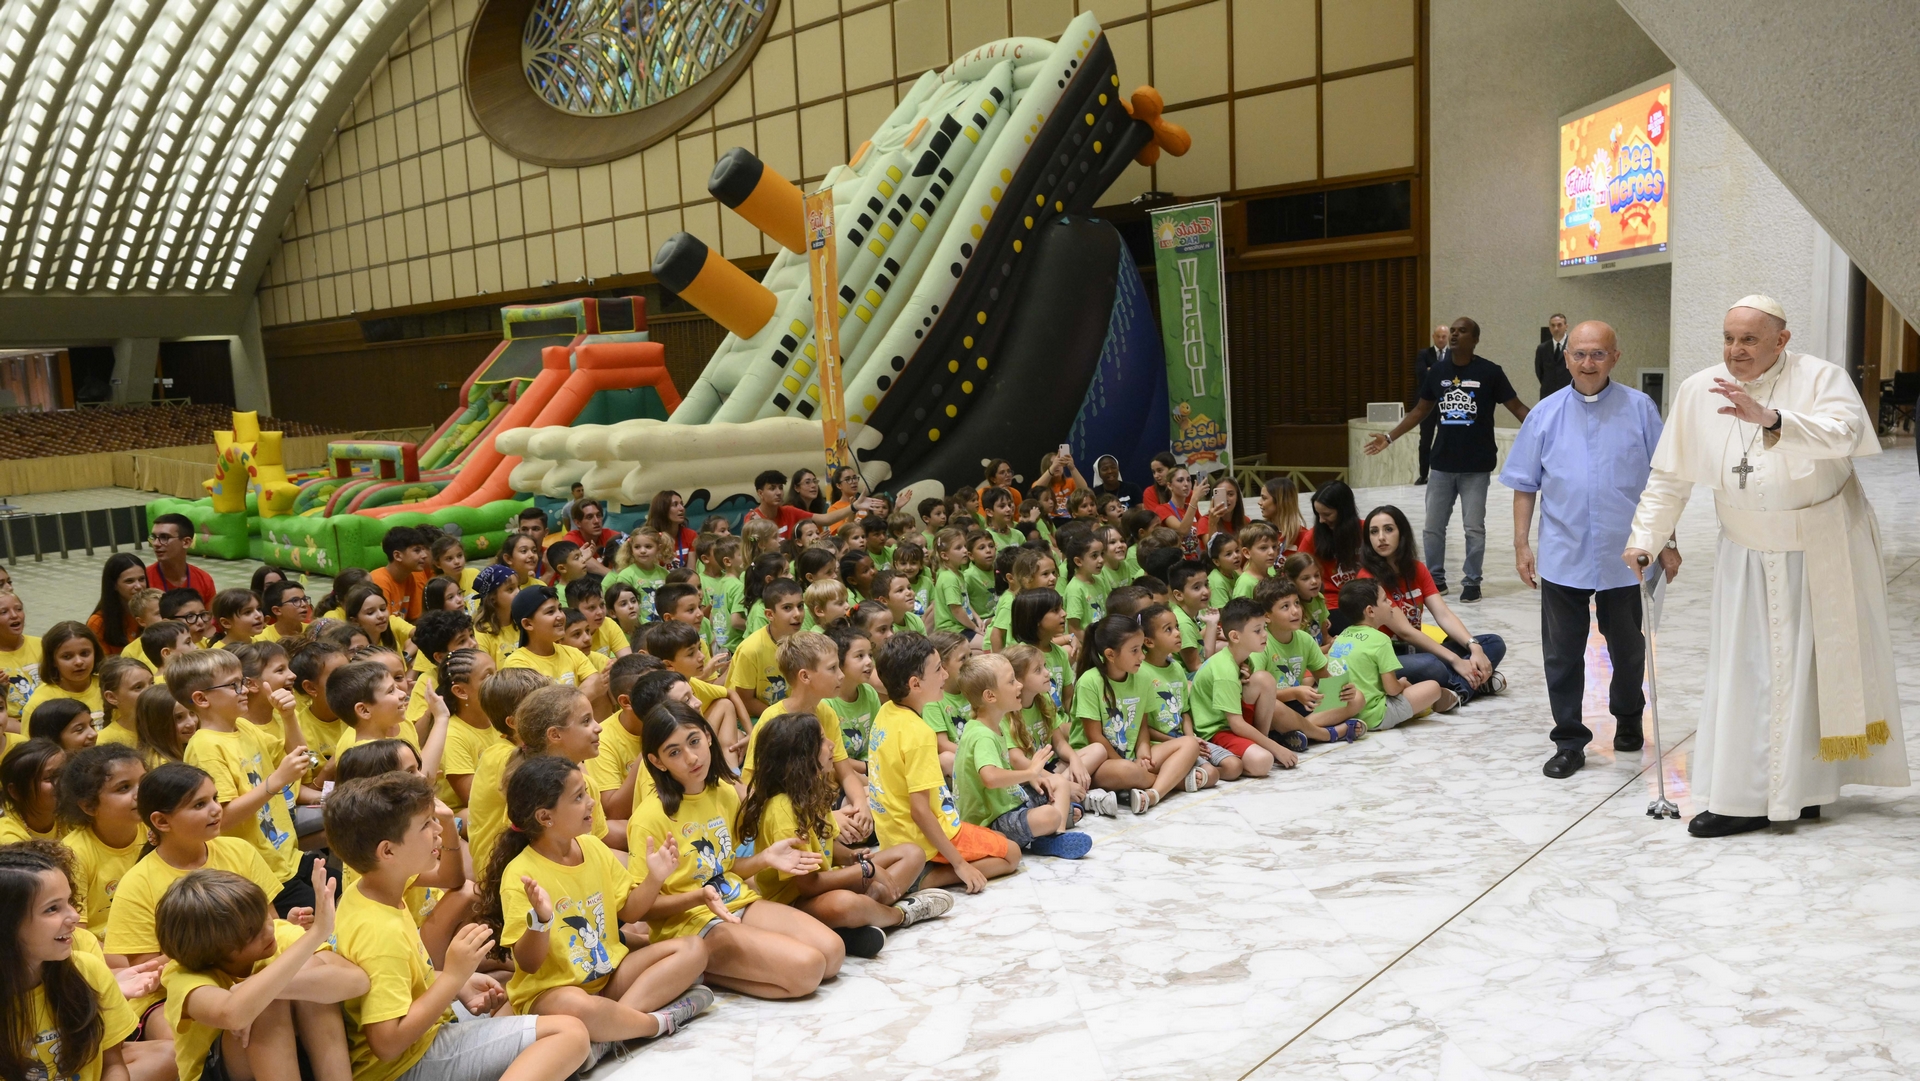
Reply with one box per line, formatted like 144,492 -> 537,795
1356,504 -> 1505,703
88,553 -> 147,655
646,489 -> 698,568
1297,479 -> 1365,612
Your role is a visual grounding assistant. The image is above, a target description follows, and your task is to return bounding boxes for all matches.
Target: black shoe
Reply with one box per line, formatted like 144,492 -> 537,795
1799,805 -> 1821,820
1459,583 -> 1481,602
1613,719 -> 1644,752
1542,749 -> 1584,778
834,925 -> 886,958
1687,810 -> 1771,838
1434,583 -> 1449,596
1415,475 -> 1429,485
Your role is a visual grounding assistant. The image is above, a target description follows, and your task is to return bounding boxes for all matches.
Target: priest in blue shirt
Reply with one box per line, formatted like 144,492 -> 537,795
1502,320 -> 1679,779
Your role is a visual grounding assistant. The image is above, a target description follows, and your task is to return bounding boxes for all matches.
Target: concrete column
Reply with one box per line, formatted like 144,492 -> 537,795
1666,74 -> 1838,383
228,298 -> 273,414
110,337 -> 159,403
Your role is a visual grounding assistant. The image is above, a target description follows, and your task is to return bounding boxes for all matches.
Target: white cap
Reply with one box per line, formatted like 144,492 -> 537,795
1729,294 -> 1787,321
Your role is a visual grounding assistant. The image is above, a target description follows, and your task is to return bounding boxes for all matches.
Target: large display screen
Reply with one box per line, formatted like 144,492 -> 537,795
1558,74 -> 1673,275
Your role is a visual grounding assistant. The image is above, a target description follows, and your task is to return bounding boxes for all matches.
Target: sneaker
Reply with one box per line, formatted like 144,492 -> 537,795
1027,831 -> 1093,858
1485,670 -> 1507,695
1278,730 -> 1309,753
1184,764 -> 1206,792
584,1042 -> 620,1071
1434,582 -> 1449,595
1460,582 -> 1482,602
893,887 -> 956,927
657,984 -> 714,1034
1130,788 -> 1155,815
1084,788 -> 1120,817
835,925 -> 886,958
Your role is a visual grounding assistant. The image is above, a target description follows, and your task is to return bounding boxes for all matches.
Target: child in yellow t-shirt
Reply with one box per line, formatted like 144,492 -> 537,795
642,621 -> 745,768
588,654 -> 669,824
559,610 -> 608,673
478,754 -> 712,1041
466,668 -> 546,875
55,744 -> 147,934
564,578 -> 632,664
0,590 -> 43,728
739,632 -> 871,838
289,640 -> 349,781
94,655 -> 153,751
132,685 -> 195,770
725,579 -> 806,720
229,641 -> 323,821
173,649 -> 308,912
22,620 -> 105,727
333,738 -> 473,967
500,587 -> 604,698
0,738 -> 71,845
404,608 -> 476,729
327,656 -> 438,777
324,771 -> 589,1081
866,634 -> 1020,895
434,647 -> 502,810
508,685 -> 623,851
1,844 -> 139,1081
629,700 -> 843,999
156,863 -> 360,1081
738,710 -> 953,959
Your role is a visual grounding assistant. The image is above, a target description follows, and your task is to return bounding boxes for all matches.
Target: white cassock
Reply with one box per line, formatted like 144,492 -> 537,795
1628,351 -> 1907,820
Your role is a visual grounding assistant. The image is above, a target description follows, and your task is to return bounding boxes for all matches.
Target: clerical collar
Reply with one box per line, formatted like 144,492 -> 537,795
1576,379 -> 1611,403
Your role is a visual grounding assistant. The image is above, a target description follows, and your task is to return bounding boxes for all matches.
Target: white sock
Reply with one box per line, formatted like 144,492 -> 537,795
651,1010 -> 676,1037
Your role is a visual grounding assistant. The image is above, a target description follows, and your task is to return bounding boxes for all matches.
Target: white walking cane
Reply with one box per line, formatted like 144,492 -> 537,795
1636,554 -> 1681,819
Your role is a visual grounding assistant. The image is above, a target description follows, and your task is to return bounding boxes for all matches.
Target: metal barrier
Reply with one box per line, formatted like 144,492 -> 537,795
0,505 -> 148,564
1228,456 -> 1347,495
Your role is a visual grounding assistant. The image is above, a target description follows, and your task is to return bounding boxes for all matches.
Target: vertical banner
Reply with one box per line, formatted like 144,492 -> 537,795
1148,199 -> 1232,472
805,189 -> 851,475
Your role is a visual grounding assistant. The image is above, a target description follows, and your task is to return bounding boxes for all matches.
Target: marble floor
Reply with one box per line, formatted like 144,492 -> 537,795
602,447 -> 1920,1081
4,453 -> 1915,1079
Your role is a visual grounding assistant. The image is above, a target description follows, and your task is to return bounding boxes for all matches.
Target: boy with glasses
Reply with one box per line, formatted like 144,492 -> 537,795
259,579 -> 312,642
146,511 -> 217,606
173,647 -> 319,915
160,587 -> 215,646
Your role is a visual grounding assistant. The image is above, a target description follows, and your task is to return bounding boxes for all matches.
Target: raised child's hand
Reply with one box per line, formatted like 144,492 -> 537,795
287,906 -> 315,929
270,749 -> 309,788
642,837 -> 679,883
115,957 -> 164,1000
764,837 -> 824,875
444,923 -> 495,981
269,687 -> 299,718
459,973 -> 507,1017
520,875 -> 555,922
1029,747 -> 1055,777
307,858 -> 339,938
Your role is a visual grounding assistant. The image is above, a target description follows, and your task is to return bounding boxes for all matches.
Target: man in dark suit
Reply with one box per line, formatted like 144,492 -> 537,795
1534,312 -> 1571,399
1412,323 -> 1449,484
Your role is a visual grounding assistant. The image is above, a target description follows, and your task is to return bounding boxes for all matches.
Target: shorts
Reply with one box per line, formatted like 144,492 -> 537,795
1195,739 -> 1236,767
1207,731 -> 1255,758
989,806 -> 1037,849
397,1015 -> 539,1081
201,1034 -> 237,1081
271,850 -> 338,918
1375,693 -> 1415,730
930,821 -> 1014,865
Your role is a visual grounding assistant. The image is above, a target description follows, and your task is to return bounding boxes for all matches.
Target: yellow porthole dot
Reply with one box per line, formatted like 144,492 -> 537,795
1013,240 -> 1022,252
1035,194 -> 1045,206
945,404 -> 957,417
963,336 -> 974,348
1024,216 -> 1033,228
1000,168 -> 1012,183
863,395 -> 877,411
1093,141 -> 1102,153
1054,200 -> 1064,211
961,381 -> 973,394
928,429 -> 940,441
976,311 -> 987,324
1111,74 -> 1119,86
948,359 -> 960,373
850,414 -> 862,424
976,356 -> 988,370
1099,94 -> 1108,105
1085,113 -> 1095,125
970,224 -> 983,239
991,186 -> 1003,200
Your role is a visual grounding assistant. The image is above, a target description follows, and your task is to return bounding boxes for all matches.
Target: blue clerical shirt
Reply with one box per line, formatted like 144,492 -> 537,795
1498,379 -> 1663,591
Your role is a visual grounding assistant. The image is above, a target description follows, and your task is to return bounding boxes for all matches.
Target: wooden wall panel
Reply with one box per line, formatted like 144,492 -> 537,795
1225,256 -> 1419,432
266,336 -> 497,430
648,315 -> 729,401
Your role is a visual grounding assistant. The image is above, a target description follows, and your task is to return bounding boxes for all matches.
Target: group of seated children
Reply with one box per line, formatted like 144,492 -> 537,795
0,457 -> 1508,1081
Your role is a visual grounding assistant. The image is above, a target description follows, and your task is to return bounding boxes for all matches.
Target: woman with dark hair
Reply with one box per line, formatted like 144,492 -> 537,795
1141,451 -> 1179,512
646,489 -> 699,567
87,554 -> 147,655
1357,504 -> 1505,703
248,565 -> 286,597
1298,479 -> 1364,615
1203,477 -> 1248,542
824,466 -> 866,533
785,469 -> 829,514
978,458 -> 1015,492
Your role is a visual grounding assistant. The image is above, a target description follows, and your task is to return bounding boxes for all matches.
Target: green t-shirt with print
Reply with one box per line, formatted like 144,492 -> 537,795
895,610 -> 926,635
1207,568 -> 1234,609
986,526 -> 1024,552
607,563 -> 669,621
990,589 -> 1016,635
699,572 -> 744,653
1320,625 -> 1403,728
954,720 -> 1024,826
834,682 -> 883,761
933,568 -> 972,632
1231,569 -> 1271,601
1068,667 -> 1152,755
743,598 -> 768,640
1303,594 -> 1332,644
920,691 -> 971,742
1190,646 -> 1253,739
962,565 -> 994,624
1174,605 -> 1203,654
907,570 -> 933,618
1061,575 -> 1105,629
1257,628 -> 1327,688
1138,657 -> 1191,736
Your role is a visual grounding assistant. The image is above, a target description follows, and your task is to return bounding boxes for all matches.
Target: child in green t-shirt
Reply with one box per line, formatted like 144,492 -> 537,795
932,529 -> 982,637
1167,561 -> 1220,672
1137,604 -> 1219,791
961,532 -> 997,628
828,625 -> 883,766
1321,580 -> 1457,730
1070,615 -> 1205,813
951,653 -> 1090,858
698,535 -> 747,654
1188,598 -> 1296,777
1281,552 -> 1332,646
916,632 -> 970,773
1059,531 -> 1108,637
1253,578 -> 1365,743
1232,522 -> 1280,600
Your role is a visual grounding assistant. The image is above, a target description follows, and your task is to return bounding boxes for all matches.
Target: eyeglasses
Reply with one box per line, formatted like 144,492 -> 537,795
149,532 -> 183,543
1568,349 -> 1615,362
205,679 -> 247,697
178,611 -> 212,623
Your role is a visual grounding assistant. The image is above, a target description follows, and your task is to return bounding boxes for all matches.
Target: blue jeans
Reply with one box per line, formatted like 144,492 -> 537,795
1398,633 -> 1506,703
1422,469 -> 1490,587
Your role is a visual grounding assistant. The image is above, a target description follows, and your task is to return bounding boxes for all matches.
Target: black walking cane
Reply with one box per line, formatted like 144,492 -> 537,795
1636,553 -> 1681,820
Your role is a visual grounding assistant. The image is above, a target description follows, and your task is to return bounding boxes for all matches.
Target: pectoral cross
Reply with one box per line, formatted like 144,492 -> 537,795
1731,456 -> 1755,489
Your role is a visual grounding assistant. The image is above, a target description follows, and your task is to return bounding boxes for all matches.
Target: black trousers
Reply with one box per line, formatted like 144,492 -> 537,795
1416,410 -> 1438,478
1540,578 -> 1645,751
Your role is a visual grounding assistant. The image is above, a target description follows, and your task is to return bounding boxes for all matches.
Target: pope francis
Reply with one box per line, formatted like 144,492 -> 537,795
1625,295 -> 1908,838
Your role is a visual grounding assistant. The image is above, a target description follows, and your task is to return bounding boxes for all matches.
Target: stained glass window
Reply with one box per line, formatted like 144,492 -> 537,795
523,0 -> 769,116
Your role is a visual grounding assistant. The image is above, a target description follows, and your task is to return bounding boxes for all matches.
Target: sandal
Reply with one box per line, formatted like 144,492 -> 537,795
1329,718 -> 1367,743
1130,788 -> 1159,815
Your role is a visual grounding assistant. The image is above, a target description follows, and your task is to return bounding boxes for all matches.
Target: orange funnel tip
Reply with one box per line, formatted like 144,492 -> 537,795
709,147 -> 806,254
652,232 -> 778,340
